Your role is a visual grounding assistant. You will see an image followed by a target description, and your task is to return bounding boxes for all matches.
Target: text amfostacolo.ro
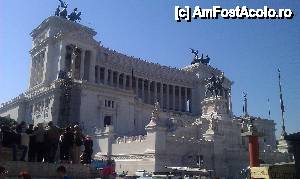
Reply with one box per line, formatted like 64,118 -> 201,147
175,5 -> 294,22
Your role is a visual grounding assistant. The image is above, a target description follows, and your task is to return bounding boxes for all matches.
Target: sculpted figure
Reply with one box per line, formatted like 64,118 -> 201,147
68,8 -> 82,22
58,0 -> 68,19
189,48 -> 199,59
205,73 -> 225,97
55,5 -> 60,16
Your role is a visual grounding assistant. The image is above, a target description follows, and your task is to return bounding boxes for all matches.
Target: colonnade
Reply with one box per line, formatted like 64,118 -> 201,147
63,44 -> 192,112
94,66 -> 192,112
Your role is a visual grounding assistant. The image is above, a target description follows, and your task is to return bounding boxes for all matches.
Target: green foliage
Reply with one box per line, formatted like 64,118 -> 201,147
0,116 -> 17,127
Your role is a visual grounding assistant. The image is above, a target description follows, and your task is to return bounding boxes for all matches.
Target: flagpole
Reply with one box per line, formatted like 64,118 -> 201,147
267,98 -> 271,120
278,68 -> 287,138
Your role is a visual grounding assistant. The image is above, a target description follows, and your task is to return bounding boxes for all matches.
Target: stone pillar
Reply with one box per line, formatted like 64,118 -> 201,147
58,41 -> 66,72
89,51 -> 96,83
135,78 -> 139,95
189,88 -> 192,113
104,68 -> 108,84
154,81 -> 157,103
116,72 -> 120,87
80,49 -> 85,80
141,79 -> 145,102
110,70 -> 113,85
160,83 -> 163,108
129,75 -> 132,89
184,87 -> 187,112
173,85 -> 176,110
178,86 -> 182,112
99,67 -> 102,84
147,81 -> 151,104
166,84 -> 170,110
123,74 -> 127,89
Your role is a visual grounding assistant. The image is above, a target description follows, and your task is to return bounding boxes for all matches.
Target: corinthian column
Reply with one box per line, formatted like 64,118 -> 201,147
116,72 -> 120,87
104,68 -> 108,84
184,87 -> 187,112
80,49 -> 85,80
141,79 -> 145,102
178,86 -> 182,111
154,81 -> 157,103
166,84 -> 170,109
173,85 -> 176,110
160,83 -> 163,108
147,80 -> 151,104
135,78 -> 139,95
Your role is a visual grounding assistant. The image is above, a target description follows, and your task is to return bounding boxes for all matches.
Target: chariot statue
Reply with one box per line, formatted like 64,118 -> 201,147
68,8 -> 82,22
189,48 -> 199,59
189,48 -> 210,65
58,0 -> 68,19
54,0 -> 81,22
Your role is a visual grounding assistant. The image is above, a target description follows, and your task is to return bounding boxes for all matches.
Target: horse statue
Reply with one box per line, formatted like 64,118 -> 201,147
190,48 -> 211,65
189,48 -> 199,59
68,8 -> 82,22
200,55 -> 210,65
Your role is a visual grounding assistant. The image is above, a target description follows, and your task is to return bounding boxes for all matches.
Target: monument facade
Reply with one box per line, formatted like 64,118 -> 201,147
0,13 -> 289,178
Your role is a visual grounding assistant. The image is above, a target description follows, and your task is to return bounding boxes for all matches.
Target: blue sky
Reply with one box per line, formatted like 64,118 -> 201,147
0,0 -> 299,137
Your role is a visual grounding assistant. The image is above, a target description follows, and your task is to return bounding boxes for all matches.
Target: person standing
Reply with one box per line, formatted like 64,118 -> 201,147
19,126 -> 29,161
60,127 -> 74,163
34,123 -> 46,162
72,125 -> 83,164
26,125 -> 36,162
13,123 -> 27,161
81,135 -> 93,164
46,122 -> 61,163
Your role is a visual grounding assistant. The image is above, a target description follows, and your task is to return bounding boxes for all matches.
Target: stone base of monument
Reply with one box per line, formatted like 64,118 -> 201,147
0,161 -> 100,178
0,148 -> 100,178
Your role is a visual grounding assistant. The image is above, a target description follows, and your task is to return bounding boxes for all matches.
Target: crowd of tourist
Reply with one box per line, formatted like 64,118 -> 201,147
0,121 -> 93,164
0,165 -> 73,179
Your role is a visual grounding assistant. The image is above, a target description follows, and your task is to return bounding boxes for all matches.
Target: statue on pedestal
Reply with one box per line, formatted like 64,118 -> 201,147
145,101 -> 161,129
208,113 -> 218,132
205,72 -> 225,98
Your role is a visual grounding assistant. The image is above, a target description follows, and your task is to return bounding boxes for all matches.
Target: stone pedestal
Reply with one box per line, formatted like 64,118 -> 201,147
277,137 -> 291,153
201,96 -> 230,120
